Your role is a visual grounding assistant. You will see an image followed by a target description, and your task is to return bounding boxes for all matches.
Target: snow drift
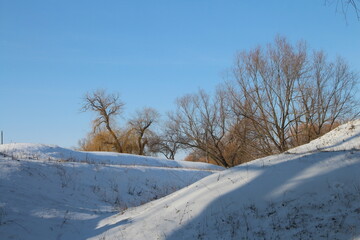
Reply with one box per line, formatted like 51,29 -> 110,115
87,120 -> 360,240
0,143 -> 223,171
0,144 -> 222,239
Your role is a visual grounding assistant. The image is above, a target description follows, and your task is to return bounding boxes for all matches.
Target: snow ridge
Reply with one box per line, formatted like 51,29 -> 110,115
0,143 -> 223,171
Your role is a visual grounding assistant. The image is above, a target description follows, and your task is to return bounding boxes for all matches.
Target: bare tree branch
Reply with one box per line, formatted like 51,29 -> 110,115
326,0 -> 360,21
81,89 -> 125,153
128,107 -> 160,155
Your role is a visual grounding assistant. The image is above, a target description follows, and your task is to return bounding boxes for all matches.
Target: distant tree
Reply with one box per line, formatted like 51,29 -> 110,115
183,116 -> 269,166
78,128 -> 119,152
119,126 -> 140,154
293,51 -> 359,146
78,126 -> 143,154
128,107 -> 160,155
81,89 -> 125,153
227,36 -> 359,153
184,149 -> 211,164
148,120 -> 183,160
168,89 -> 255,168
228,36 -> 308,153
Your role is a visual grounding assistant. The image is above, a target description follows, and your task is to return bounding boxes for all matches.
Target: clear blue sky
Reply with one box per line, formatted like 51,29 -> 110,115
1,0 -> 359,149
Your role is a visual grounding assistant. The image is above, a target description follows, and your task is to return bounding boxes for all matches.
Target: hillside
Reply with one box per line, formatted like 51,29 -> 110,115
0,144 -> 223,240
1,120 -> 360,240
86,120 -> 360,240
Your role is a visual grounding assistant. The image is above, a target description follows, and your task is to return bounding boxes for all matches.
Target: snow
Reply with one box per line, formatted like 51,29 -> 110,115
0,143 -> 223,171
0,145 -> 222,239
287,120 -> 360,153
1,120 -> 360,239
93,151 -> 360,240
88,120 -> 360,240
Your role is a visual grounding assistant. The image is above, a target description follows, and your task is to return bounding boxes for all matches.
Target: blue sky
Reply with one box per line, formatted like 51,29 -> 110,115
1,0 -> 359,149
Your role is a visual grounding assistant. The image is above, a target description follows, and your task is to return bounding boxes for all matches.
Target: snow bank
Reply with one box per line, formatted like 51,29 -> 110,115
288,119 -> 360,154
0,143 -> 223,171
88,120 -> 360,240
0,144 -> 223,240
1,120 -> 360,239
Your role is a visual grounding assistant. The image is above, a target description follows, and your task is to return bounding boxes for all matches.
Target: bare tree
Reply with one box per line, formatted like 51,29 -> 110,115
78,128 -> 121,152
149,120 -> 182,160
81,89 -> 124,153
168,89 -> 251,168
228,36 -> 308,153
128,107 -> 160,155
293,51 -> 359,145
117,126 -> 140,154
326,0 -> 360,20
228,36 -> 359,152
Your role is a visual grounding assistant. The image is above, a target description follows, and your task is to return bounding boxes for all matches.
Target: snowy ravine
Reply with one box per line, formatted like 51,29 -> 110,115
0,144 -> 223,240
85,120 -> 360,240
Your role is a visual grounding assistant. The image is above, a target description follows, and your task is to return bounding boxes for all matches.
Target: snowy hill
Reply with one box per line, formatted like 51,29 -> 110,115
83,120 -> 360,240
0,144 -> 223,239
1,120 -> 360,240
0,143 -> 223,170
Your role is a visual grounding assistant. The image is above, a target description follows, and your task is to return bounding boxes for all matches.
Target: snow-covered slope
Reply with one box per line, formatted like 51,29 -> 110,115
288,120 -> 360,153
1,120 -> 360,240
0,143 -> 223,170
86,120 -> 360,240
0,144 -> 223,240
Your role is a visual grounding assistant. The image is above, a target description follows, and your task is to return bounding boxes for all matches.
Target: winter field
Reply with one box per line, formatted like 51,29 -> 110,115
1,120 -> 360,239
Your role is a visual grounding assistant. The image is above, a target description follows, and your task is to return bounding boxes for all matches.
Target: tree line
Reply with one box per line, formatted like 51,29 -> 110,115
79,36 -> 359,168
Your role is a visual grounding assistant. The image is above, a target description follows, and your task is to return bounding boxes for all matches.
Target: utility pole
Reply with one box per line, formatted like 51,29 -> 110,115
1,131 -> 3,144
